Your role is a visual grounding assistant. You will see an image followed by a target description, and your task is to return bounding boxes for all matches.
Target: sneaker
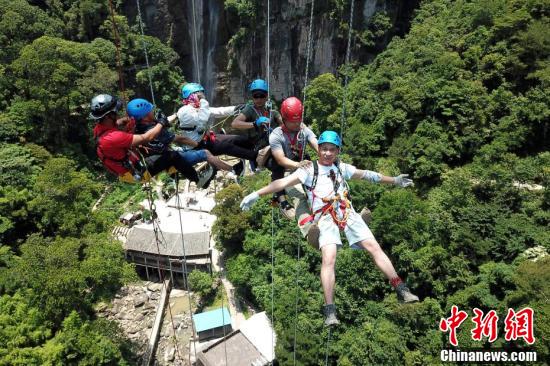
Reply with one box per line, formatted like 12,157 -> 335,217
278,199 -> 296,220
197,165 -> 217,189
232,160 -> 244,177
219,128 -> 226,135
306,223 -> 320,250
396,283 -> 419,303
323,304 -> 340,326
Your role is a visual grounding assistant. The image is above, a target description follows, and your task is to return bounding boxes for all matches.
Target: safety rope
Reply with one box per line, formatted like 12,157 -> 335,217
135,0 -> 156,105
191,0 -> 201,83
174,174 -> 198,362
107,0 -> 127,104
266,2 -> 276,364
292,2 -> 316,363
270,206 -> 275,365
339,0 -> 355,151
301,0 -> 315,114
324,327 -> 332,366
266,0 -> 273,130
143,181 -> 182,361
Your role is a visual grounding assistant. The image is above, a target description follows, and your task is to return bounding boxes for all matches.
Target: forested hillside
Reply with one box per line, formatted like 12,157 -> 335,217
0,0 -> 181,363
214,0 -> 549,364
0,0 -> 548,364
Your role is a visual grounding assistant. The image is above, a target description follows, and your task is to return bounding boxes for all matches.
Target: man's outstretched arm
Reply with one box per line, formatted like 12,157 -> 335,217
240,172 -> 302,210
351,169 -> 414,187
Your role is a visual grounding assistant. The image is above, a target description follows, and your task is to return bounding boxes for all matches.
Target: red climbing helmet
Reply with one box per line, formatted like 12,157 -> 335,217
280,97 -> 303,123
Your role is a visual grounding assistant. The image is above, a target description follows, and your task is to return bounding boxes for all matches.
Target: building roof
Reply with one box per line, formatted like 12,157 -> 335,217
193,307 -> 232,333
167,192 -> 216,213
197,331 -> 267,366
239,312 -> 276,362
195,312 -> 275,366
124,227 -> 210,257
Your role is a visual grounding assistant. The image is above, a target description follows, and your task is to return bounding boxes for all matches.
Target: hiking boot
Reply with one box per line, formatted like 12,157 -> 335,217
278,199 -> 296,220
360,207 -> 372,225
323,304 -> 340,326
198,165 -> 217,189
396,283 -> 419,303
306,223 -> 320,250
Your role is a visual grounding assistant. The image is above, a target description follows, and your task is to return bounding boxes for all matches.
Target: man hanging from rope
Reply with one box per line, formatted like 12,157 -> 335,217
231,79 -> 283,171
266,96 -> 318,220
240,130 -> 420,326
171,83 -> 260,179
128,98 -> 239,189
91,93 -> 195,183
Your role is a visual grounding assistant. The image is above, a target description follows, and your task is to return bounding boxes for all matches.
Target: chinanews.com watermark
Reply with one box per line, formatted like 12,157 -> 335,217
439,306 -> 538,363
440,349 -> 537,363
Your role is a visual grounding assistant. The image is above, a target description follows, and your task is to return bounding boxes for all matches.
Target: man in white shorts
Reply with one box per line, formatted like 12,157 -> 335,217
240,130 -> 419,326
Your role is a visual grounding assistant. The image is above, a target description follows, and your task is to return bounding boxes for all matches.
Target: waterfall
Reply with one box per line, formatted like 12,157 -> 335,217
363,0 -> 378,22
189,0 -> 203,85
188,0 -> 220,103
204,0 -> 220,102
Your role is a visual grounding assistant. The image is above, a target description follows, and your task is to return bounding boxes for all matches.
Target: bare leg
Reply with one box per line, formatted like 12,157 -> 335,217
320,244 -> 338,304
358,238 -> 398,280
205,150 -> 232,171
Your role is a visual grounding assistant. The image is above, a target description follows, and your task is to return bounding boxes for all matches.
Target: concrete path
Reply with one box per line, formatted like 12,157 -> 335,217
210,243 -> 246,330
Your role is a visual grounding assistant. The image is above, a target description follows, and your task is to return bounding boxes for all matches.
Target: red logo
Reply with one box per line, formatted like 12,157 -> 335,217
504,307 -> 535,345
439,305 -> 468,346
471,308 -> 499,343
440,306 -> 535,346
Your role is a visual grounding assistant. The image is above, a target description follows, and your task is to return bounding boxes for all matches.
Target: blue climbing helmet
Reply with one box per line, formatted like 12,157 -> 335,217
318,131 -> 342,148
249,79 -> 268,93
181,83 -> 205,99
127,98 -> 154,120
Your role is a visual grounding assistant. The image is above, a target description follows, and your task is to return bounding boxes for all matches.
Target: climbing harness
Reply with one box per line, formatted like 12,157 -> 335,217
299,161 -> 352,230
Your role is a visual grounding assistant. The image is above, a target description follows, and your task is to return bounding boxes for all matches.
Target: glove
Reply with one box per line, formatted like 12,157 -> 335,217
240,192 -> 260,211
155,110 -> 171,128
255,116 -> 270,127
394,174 -> 413,188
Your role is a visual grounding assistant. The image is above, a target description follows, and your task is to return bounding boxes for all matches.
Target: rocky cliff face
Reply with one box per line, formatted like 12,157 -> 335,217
125,0 -> 418,104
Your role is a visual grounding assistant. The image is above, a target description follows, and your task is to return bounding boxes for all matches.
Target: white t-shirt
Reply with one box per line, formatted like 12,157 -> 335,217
295,162 -> 357,212
176,99 -> 235,151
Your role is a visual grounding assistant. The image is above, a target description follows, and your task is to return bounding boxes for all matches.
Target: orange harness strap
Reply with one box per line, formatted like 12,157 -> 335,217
299,191 -> 351,230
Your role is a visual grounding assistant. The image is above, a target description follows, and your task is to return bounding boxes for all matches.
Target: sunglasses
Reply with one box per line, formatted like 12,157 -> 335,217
252,93 -> 267,99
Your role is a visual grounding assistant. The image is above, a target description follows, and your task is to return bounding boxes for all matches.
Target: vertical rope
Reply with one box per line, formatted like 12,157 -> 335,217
339,0 -> 355,151
135,0 -> 156,105
292,240 -> 301,365
107,0 -> 127,104
221,291 -> 228,365
325,327 -> 332,365
301,0 -> 316,121
266,0 -> 270,97
292,3 -> 316,364
270,206 -> 275,365
174,175 -> 197,362
143,183 -> 182,360
191,0 -> 201,83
